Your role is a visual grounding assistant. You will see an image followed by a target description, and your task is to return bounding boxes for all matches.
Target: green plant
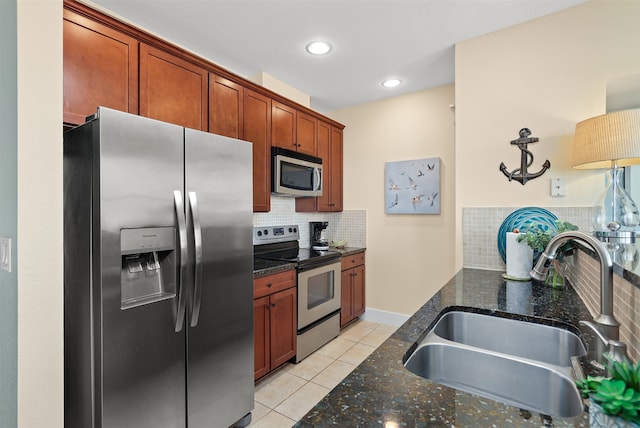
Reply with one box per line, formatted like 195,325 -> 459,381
576,355 -> 640,424
516,219 -> 578,259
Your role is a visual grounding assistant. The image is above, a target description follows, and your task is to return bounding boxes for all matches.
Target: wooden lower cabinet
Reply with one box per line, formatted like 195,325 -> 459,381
340,252 -> 366,327
253,270 -> 297,380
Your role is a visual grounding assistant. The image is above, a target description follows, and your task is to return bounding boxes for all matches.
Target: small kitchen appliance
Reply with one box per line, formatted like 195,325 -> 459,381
272,147 -> 323,197
310,221 -> 330,251
254,225 -> 341,362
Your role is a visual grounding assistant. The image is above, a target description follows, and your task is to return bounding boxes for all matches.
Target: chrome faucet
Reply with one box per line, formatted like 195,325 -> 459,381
531,231 -> 629,363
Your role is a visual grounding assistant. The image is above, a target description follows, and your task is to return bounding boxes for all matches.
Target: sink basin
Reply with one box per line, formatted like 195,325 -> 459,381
403,308 -> 587,418
404,338 -> 584,418
431,310 -> 586,366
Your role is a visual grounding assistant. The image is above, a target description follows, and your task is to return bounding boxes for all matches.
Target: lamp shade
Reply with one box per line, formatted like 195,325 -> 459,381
572,108 -> 640,169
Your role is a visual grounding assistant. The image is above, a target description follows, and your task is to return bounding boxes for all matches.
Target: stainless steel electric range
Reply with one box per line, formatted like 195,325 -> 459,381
253,225 -> 342,362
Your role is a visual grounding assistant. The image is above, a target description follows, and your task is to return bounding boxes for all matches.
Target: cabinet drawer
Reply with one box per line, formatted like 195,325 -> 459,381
341,252 -> 365,270
254,269 -> 296,299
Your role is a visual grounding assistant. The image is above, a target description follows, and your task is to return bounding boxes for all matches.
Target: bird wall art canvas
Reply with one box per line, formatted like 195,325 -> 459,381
385,157 -> 440,214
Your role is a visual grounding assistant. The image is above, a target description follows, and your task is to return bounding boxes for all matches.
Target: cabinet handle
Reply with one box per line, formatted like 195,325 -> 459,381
271,303 -> 276,307
267,283 -> 272,288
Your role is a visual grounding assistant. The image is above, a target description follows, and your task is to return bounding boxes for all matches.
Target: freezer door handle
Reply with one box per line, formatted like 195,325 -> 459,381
174,190 -> 188,332
188,191 -> 203,327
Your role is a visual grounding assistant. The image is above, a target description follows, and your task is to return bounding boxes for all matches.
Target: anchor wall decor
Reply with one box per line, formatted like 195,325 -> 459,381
499,128 -> 550,185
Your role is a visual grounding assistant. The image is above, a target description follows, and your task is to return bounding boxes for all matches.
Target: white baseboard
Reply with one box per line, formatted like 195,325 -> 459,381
361,307 -> 410,327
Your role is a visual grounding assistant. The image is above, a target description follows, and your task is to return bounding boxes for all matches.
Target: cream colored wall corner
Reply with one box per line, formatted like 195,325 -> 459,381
454,0 -> 640,269
331,84 -> 456,316
17,0 -> 63,426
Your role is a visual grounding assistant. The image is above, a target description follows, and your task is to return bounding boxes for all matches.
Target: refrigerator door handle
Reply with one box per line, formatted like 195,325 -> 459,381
174,190 -> 188,332
188,191 -> 203,327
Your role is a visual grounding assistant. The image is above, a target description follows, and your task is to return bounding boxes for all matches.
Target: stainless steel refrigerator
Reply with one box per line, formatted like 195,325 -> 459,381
64,107 -> 254,428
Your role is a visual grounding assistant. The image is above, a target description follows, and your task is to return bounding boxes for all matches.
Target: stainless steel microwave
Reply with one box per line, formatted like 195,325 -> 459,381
272,147 -> 323,197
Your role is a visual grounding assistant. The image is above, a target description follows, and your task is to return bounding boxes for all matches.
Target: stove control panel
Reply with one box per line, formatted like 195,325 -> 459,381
253,225 -> 299,245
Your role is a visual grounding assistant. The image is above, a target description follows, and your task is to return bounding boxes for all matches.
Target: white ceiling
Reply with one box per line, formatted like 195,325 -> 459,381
88,0 -> 588,113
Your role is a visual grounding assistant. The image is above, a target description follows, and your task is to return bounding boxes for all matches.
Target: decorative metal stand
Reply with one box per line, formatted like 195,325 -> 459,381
499,128 -> 550,185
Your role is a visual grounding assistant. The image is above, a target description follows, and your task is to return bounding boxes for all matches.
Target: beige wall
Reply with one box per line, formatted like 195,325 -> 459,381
331,85 -> 456,315
455,0 -> 640,267
17,0 -> 63,426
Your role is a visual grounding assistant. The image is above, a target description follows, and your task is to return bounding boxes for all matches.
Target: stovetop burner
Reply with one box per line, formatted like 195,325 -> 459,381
253,224 -> 341,269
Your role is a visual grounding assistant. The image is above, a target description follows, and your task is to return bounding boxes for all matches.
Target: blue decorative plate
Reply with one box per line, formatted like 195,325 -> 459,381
497,207 -> 558,263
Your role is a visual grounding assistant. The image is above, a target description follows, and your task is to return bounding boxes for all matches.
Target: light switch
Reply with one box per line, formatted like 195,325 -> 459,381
551,178 -> 566,197
1,237 -> 11,273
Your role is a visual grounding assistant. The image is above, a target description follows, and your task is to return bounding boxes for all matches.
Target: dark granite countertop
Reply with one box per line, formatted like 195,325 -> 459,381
294,268 -> 602,427
252,259 -> 296,279
331,246 -> 366,257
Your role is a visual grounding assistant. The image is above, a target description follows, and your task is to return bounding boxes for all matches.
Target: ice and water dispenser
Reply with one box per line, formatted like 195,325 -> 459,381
120,227 -> 176,309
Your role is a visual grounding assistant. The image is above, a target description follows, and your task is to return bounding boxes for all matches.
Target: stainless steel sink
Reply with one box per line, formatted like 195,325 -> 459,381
404,309 -> 587,418
431,310 -> 586,366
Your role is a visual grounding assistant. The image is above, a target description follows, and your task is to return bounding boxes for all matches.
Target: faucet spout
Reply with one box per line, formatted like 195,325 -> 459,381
530,231 -> 620,341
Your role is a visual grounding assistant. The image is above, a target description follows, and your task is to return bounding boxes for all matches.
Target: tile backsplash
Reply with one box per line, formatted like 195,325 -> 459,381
463,207 -> 592,271
253,195 -> 366,248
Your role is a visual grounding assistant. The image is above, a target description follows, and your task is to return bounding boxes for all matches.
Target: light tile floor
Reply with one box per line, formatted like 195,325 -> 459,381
249,319 -> 396,428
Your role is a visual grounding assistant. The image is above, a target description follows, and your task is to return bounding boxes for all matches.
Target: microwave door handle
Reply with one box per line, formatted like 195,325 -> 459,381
188,191 -> 203,327
314,167 -> 322,191
173,190 -> 188,332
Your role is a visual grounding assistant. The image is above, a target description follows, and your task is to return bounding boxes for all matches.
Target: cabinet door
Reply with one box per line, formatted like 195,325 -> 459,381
340,269 -> 354,327
254,296 -> 270,380
330,126 -> 344,211
270,287 -> 297,369
271,101 -> 297,151
316,121 -> 333,211
139,44 -> 208,130
244,89 -> 271,212
352,265 -> 366,318
209,74 -> 243,139
296,112 -> 317,156
296,122 -> 344,212
63,10 -> 138,126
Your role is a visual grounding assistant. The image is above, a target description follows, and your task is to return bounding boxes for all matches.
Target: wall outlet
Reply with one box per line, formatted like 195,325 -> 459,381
551,178 -> 566,197
1,237 -> 11,272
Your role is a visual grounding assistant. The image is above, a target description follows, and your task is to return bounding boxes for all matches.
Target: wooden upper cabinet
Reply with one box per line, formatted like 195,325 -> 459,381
296,122 -> 343,212
271,101 -> 297,151
63,9 -> 138,126
139,43 -> 208,130
209,74 -> 243,139
244,89 -> 272,212
296,112 -> 318,156
316,121 -> 334,211
329,126 -> 344,211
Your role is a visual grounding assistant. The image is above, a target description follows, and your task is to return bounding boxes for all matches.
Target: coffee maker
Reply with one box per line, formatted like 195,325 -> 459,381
310,221 -> 329,251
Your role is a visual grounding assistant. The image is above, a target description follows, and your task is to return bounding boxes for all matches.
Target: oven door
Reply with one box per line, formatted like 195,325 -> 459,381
297,261 -> 341,330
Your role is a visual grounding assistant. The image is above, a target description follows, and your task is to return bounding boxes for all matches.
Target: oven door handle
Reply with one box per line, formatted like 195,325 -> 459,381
297,258 -> 341,273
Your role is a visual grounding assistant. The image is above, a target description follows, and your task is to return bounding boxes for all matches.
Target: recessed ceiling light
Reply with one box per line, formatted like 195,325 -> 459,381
382,79 -> 402,88
306,41 -> 332,55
